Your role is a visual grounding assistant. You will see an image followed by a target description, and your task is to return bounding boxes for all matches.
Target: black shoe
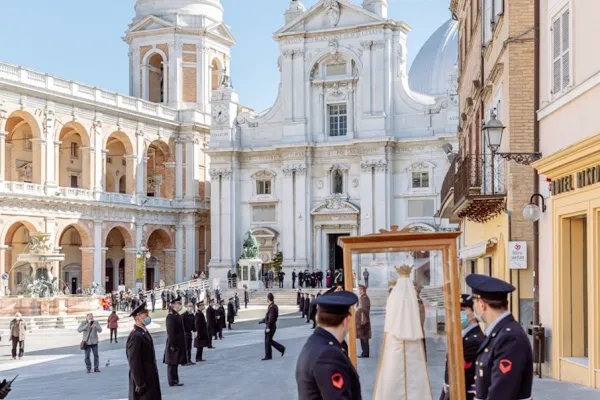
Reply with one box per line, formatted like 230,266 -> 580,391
281,347 -> 286,357
208,346 -> 215,349
358,355 -> 369,358
169,383 -> 184,387
86,369 -> 91,374
196,359 -> 205,362
184,362 -> 196,366
261,357 -> 272,361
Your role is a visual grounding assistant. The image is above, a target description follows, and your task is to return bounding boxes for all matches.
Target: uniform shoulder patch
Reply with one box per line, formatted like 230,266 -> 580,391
499,359 -> 512,374
331,373 -> 344,389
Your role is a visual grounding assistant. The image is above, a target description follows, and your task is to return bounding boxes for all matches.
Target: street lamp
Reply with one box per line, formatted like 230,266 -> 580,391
523,194 -> 547,222
433,211 -> 442,230
483,109 -> 542,165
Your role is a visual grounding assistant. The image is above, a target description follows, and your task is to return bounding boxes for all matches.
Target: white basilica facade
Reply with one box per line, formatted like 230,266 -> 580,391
208,0 -> 459,288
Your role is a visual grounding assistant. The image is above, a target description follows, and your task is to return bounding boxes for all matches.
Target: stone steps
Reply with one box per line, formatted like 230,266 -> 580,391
0,311 -> 132,332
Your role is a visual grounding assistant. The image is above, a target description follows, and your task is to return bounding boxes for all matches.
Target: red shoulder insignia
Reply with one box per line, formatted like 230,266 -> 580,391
499,359 -> 512,374
331,373 -> 344,389
131,328 -> 136,333
464,361 -> 473,369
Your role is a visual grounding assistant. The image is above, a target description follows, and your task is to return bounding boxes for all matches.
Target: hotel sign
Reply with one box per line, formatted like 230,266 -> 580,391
508,241 -> 527,270
550,164 -> 600,196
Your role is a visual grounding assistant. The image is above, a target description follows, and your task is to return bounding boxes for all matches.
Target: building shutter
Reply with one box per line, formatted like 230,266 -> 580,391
494,0 -> 504,20
484,0 -> 493,43
561,9 -> 570,89
552,17 -> 562,94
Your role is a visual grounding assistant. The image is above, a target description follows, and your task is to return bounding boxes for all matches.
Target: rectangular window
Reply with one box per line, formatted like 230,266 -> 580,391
70,175 -> 79,188
483,0 -> 493,43
24,133 -> 32,151
107,156 -> 113,164
552,8 -> 570,94
256,180 -> 272,195
412,172 -> 430,188
407,199 -> 435,218
70,142 -> 79,159
252,205 -> 276,223
326,63 -> 346,76
328,104 -> 347,137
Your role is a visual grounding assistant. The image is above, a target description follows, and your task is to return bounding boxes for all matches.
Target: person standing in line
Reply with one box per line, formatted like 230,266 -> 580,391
355,285 -> 371,358
150,289 -> 156,313
108,310 -> 120,344
227,270 -> 232,288
77,313 -> 102,373
181,302 -> 196,366
163,296 -> 186,387
268,269 -> 275,289
295,290 -> 361,399
279,270 -> 285,288
217,299 -> 226,339
300,291 -> 307,319
234,292 -> 240,315
126,302 -> 162,400
362,269 -> 369,288
9,313 -> 26,360
439,294 -> 484,400
326,270 -> 331,288
244,286 -> 249,309
206,298 -> 218,344
227,298 -> 236,330
298,271 -> 304,288
466,274 -> 533,400
297,288 -> 302,312
304,293 -> 311,324
260,293 -> 286,360
309,294 -> 317,329
194,300 -> 210,362
161,290 -> 167,310
292,269 -> 297,289
317,270 -> 323,288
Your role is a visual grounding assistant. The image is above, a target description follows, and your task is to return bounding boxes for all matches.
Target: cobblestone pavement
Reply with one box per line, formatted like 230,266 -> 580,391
0,310 -> 597,399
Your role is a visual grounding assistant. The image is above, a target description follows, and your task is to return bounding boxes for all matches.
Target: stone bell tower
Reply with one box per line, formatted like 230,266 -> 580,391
124,0 -> 235,112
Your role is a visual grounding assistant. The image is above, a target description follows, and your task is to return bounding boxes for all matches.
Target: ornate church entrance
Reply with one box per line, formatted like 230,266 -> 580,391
328,233 -> 348,272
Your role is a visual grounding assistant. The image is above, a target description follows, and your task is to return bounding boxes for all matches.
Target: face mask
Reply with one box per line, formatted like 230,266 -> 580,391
460,310 -> 470,329
473,301 -> 484,323
142,316 -> 152,326
177,305 -> 183,312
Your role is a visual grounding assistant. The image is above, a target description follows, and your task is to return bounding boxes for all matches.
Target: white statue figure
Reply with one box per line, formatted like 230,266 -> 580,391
373,265 -> 433,400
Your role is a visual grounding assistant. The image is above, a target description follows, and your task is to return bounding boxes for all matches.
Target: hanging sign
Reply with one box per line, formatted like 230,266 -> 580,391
1,273 -> 8,280
508,241 -> 527,270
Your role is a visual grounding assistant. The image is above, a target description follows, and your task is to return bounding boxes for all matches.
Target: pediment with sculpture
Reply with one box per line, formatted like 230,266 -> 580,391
311,194 -> 360,216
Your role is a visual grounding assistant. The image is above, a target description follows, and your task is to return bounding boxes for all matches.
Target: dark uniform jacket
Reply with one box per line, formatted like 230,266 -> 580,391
440,324 -> 484,400
126,325 -> 161,400
194,310 -> 210,348
474,314 -> 533,400
296,327 -> 361,400
217,305 -> 226,329
181,310 -> 195,334
227,302 -> 236,323
304,296 -> 311,314
206,306 -> 218,332
262,303 -> 279,330
163,309 -> 187,366
309,300 -> 317,321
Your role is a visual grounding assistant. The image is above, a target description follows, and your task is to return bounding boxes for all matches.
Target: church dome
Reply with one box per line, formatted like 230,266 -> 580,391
408,19 -> 458,96
134,0 -> 223,24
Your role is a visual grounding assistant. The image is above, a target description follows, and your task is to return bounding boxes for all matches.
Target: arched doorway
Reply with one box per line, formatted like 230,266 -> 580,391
211,58 -> 224,90
146,229 -> 173,287
146,140 -> 173,198
105,132 -> 134,194
4,111 -> 42,184
105,258 -> 115,293
59,226 -> 83,293
3,221 -> 37,293
147,53 -> 165,103
105,228 -> 127,289
57,123 -> 91,189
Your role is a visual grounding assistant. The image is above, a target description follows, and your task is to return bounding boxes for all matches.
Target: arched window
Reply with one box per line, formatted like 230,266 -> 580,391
148,53 -> 165,103
211,59 -> 223,90
332,169 -> 344,194
119,175 -> 126,194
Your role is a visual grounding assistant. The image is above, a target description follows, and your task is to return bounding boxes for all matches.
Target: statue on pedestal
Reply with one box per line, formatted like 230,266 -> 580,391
240,230 -> 259,259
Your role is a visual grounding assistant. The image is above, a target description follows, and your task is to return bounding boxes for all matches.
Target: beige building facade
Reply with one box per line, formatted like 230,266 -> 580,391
0,0 -> 237,294
532,0 -> 600,388
444,0 -> 536,324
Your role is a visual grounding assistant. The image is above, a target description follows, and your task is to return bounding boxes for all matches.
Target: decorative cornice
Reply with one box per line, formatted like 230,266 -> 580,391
360,159 -> 387,172
208,168 -> 232,180
282,164 -> 307,176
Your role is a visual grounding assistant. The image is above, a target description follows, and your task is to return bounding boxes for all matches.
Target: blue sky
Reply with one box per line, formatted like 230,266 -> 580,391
0,0 -> 451,112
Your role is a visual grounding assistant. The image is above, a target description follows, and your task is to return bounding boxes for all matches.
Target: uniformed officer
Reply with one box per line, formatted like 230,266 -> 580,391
163,296 -> 186,387
295,290 -> 361,400
466,274 -> 533,400
126,302 -> 162,400
181,302 -> 196,365
439,294 -> 484,400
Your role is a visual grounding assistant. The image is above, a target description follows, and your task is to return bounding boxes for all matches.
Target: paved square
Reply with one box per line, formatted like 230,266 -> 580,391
0,311 -> 597,399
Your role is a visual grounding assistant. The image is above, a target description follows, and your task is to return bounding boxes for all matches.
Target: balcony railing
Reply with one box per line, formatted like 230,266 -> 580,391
440,158 -> 457,205
455,154 -> 506,204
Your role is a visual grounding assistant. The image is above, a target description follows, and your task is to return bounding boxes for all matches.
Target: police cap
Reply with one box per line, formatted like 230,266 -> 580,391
170,296 -> 183,305
460,294 -> 474,308
466,274 -> 515,302
130,301 -> 149,317
313,290 -> 358,316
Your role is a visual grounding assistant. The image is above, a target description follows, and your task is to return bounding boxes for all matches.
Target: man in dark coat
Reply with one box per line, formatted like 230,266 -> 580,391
217,300 -> 226,339
243,286 -> 249,309
126,302 -> 162,400
297,288 -> 302,312
150,290 -> 156,313
206,299 -> 218,344
304,293 -> 311,323
227,298 -> 236,329
308,294 -> 317,329
298,271 -> 304,288
439,294 -> 484,400
300,290 -> 306,318
163,296 -> 186,387
181,302 -> 196,365
466,274 -> 533,400
260,293 -> 285,360
234,293 -> 240,315
194,301 -> 210,362
355,285 -> 371,358
292,269 -> 297,289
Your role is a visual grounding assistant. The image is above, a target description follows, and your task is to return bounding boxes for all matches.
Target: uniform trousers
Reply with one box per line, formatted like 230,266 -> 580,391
167,365 -> 179,385
184,333 -> 193,362
264,328 -> 285,359
360,339 -> 370,357
196,347 -> 204,361
11,336 -> 24,358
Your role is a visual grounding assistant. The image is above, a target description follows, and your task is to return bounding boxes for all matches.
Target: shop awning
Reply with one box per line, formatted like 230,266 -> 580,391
458,238 -> 498,260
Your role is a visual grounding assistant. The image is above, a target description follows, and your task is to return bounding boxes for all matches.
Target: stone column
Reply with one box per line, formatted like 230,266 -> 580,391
92,121 -> 104,195
101,150 -> 108,190
124,249 -> 137,289
347,84 -> 355,138
81,145 -> 92,189
281,167 -> 295,264
292,49 -> 305,121
175,224 -> 184,283
4,142 -> 11,181
294,165 -> 309,267
373,161 -> 388,231
219,170 -> 235,266
197,45 -> 208,113
132,46 -> 141,97
135,128 -> 145,196
0,131 -> 7,182
44,136 -> 57,188
185,223 -> 196,279
80,248 -> 94,289
314,225 -> 322,270
282,50 -> 294,121
360,41 -> 373,115
164,249 -> 176,285
163,161 -> 176,199
372,41 -> 385,115
53,141 -> 61,187
185,139 -> 197,200
209,171 -> 222,263
175,138 -> 184,199
360,161 -> 374,234
141,64 -> 149,100
93,220 -> 103,284
33,138 -> 46,185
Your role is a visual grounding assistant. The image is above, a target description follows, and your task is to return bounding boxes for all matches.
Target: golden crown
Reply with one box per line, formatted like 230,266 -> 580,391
395,265 -> 412,278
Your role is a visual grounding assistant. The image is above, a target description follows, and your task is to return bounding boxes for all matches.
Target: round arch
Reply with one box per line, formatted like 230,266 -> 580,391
103,131 -> 134,154
2,220 -> 38,246
55,223 -> 93,248
56,121 -> 90,146
308,48 -> 363,77
103,225 -> 135,248
211,57 -> 224,90
4,110 -> 42,139
145,228 -> 174,249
